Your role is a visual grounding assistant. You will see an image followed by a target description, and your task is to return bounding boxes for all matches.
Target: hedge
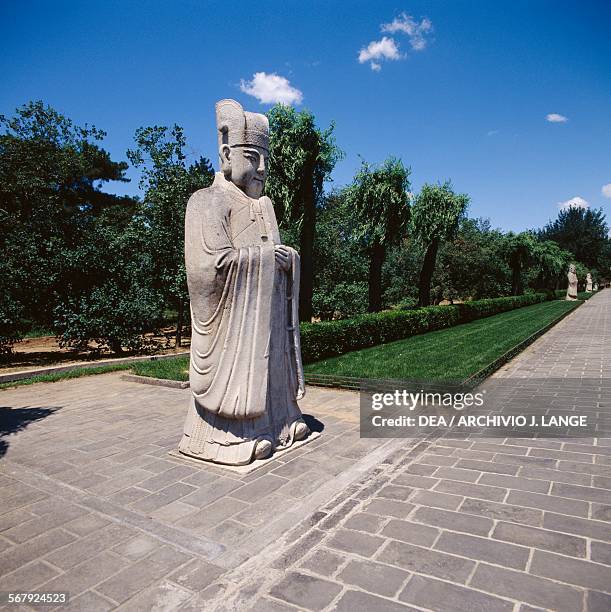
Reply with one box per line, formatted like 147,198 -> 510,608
300,292 -> 556,363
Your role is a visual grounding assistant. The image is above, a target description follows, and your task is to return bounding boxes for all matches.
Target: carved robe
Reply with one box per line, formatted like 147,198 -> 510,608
566,269 -> 578,300
179,173 -> 306,465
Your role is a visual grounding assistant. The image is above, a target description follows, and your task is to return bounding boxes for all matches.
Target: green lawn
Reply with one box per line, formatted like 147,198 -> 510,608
0,363 -> 133,390
304,299 -> 580,382
0,296 -> 586,390
132,356 -> 190,381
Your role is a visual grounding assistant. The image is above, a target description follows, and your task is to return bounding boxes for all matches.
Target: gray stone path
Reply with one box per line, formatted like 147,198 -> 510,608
0,291 -> 610,611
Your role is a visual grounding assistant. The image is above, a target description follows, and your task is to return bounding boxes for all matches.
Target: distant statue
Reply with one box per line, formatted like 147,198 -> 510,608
566,264 -> 578,300
594,283 -> 598,291
178,99 -> 310,466
586,273 -> 593,292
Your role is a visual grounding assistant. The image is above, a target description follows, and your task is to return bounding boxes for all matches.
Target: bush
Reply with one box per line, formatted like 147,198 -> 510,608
300,292 -> 554,363
0,297 -> 24,359
54,283 -> 163,355
312,282 -> 369,320
456,293 -> 548,322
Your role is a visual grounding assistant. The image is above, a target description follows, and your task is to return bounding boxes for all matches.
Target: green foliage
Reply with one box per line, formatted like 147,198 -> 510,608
345,157 -> 411,312
127,125 -> 214,345
301,305 -> 460,363
129,299 -> 581,384
346,157 -> 411,246
53,219 -> 164,354
540,206 -> 611,270
456,292 -> 548,322
503,231 -> 538,295
435,218 -> 511,300
380,241 -> 423,307
265,104 -> 343,321
0,363 -> 134,390
300,291 -> 553,363
529,239 -> 574,290
313,281 -> 370,321
410,182 -> 469,246
132,355 -> 189,381
265,104 -> 342,225
0,294 -> 24,358
311,189 -> 373,319
411,181 -> 469,306
0,101 -> 135,353
304,300 -> 580,381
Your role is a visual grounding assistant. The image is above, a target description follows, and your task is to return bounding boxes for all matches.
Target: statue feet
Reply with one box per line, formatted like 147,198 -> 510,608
254,438 -> 272,460
291,419 -> 310,442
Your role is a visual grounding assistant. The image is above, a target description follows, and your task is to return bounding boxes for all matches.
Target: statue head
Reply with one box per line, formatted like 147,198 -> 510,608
569,264 -> 576,273
216,99 -> 269,198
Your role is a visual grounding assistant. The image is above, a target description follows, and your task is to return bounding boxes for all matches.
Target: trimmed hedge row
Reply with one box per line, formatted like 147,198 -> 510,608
300,292 -> 554,364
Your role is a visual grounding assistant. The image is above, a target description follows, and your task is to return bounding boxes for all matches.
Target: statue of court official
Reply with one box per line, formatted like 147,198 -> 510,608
178,99 -> 310,465
566,264 -> 578,300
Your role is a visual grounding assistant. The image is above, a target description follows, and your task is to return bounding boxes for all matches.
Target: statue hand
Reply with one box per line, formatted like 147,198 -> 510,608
274,245 -> 291,272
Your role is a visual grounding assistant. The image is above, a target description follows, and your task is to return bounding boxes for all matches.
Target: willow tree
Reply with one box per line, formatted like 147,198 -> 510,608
531,240 -> 574,291
347,157 -> 411,312
503,231 -> 538,296
411,182 -> 469,307
265,105 -> 342,322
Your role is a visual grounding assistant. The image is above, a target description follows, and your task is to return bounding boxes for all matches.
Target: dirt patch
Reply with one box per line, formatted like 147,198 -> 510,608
1,328 -> 191,374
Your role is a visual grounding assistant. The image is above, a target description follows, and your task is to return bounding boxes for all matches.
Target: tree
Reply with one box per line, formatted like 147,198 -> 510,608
0,101 -> 133,352
265,105 -> 343,322
127,126 -> 214,347
346,158 -> 411,312
311,189 -> 369,319
539,206 -> 610,270
411,182 -> 469,306
502,231 -> 539,296
436,218 -> 511,301
529,240 -> 574,292
53,214 -> 164,355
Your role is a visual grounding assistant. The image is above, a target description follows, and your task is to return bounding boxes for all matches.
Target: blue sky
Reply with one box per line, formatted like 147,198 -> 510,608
2,0 -> 610,232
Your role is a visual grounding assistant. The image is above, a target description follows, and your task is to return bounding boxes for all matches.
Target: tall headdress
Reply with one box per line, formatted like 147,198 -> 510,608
215,99 -> 269,151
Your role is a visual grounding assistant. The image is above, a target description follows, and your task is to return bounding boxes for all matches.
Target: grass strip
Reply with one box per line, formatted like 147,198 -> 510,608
303,299 -> 580,382
2,293 -> 597,389
0,363 -> 133,390
132,357 -> 189,381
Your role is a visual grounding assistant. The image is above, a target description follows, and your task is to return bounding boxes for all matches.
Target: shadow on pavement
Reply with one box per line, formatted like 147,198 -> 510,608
303,413 -> 324,434
0,405 -> 61,458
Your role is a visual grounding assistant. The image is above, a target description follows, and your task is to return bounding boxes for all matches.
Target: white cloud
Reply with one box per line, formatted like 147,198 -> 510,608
558,196 -> 589,210
381,13 -> 433,51
602,183 -> 611,198
358,36 -> 402,70
358,13 -> 433,71
546,113 -> 568,123
487,130 -> 499,136
239,72 -> 303,105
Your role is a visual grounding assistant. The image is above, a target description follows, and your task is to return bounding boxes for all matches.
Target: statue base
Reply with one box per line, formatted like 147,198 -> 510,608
168,430 -> 321,475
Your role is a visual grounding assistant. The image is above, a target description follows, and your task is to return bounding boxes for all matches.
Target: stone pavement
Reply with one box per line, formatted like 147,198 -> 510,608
0,291 -> 609,611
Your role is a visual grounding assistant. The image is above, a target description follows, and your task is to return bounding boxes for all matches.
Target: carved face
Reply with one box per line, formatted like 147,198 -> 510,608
569,264 -> 576,273
220,144 -> 268,198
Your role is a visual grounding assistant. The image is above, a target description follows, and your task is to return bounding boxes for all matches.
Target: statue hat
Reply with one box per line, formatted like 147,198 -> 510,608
215,99 -> 269,151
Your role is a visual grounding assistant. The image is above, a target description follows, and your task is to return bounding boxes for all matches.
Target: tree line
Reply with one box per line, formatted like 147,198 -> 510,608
1,101 -> 609,356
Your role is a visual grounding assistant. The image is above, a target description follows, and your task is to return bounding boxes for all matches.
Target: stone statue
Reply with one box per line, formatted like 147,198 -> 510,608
566,264 -> 578,300
594,283 -> 598,291
178,99 -> 310,465
586,273 -> 593,292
